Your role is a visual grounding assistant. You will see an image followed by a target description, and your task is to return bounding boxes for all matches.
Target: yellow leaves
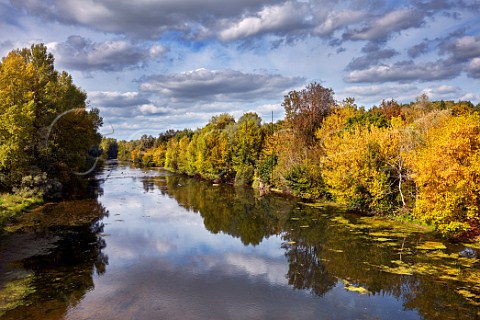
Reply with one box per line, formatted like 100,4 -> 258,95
152,146 -> 166,167
320,119 -> 397,212
316,106 -> 356,142
390,116 -> 404,128
410,113 -> 480,237
130,149 -> 140,163
342,279 -> 371,295
416,241 -> 447,250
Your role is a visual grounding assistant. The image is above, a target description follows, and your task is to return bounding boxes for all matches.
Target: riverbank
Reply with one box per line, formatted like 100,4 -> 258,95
1,162 -> 480,319
0,194 -> 43,230
126,161 -> 480,243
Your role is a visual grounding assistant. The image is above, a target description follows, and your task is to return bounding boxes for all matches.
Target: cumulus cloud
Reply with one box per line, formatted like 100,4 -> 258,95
408,41 -> 430,58
89,91 -> 153,118
466,57 -> 480,78
341,84 -> 418,97
346,43 -> 398,70
138,104 -> 170,115
139,68 -> 304,102
218,1 -> 310,41
89,91 -> 150,108
52,35 -> 167,72
12,0 -> 277,39
343,8 -> 426,41
461,92 -> 480,102
10,0 -> 473,49
340,83 -> 419,104
421,85 -> 462,99
440,35 -> 480,62
345,59 -> 461,83
313,10 -> 366,37
5,0 -> 479,138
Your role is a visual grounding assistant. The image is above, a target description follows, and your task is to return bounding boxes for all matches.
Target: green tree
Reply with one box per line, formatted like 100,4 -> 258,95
0,44 -> 102,193
194,114 -> 235,180
232,112 -> 264,185
100,138 -> 118,160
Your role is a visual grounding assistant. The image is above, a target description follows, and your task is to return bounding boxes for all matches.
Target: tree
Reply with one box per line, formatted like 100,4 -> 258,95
194,114 -> 235,180
321,124 -> 395,213
0,50 -> 36,187
409,113 -> 480,238
232,112 -> 264,185
283,82 -> 334,146
0,44 -> 102,193
100,138 -> 118,160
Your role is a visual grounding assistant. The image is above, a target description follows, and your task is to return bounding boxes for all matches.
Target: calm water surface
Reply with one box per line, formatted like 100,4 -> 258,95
0,162 -> 479,319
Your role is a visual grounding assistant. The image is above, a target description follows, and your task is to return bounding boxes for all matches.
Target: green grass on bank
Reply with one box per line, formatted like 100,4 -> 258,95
0,194 -> 43,229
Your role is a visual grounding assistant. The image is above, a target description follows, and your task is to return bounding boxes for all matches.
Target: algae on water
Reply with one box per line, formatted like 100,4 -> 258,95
0,272 -> 35,316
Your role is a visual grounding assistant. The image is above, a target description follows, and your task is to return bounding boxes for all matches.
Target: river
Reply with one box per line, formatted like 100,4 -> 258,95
0,161 -> 479,319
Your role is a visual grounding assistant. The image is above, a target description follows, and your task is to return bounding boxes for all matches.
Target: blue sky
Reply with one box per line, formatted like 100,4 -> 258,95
1,0 -> 479,139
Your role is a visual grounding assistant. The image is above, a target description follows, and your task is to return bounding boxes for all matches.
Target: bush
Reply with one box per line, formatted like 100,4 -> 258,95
257,154 -> 277,185
234,164 -> 255,186
284,163 -> 326,199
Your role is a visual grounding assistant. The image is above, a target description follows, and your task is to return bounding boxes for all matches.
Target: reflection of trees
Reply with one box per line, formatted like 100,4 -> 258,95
282,207 -> 480,319
150,171 -> 480,319
402,275 -> 480,320
152,175 -> 292,245
284,242 -> 336,296
0,199 -> 109,319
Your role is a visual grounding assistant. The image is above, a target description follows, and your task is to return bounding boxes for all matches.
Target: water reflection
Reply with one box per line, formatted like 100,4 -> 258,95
151,174 -> 291,245
145,172 -> 480,320
0,191 -> 108,318
1,163 -> 479,319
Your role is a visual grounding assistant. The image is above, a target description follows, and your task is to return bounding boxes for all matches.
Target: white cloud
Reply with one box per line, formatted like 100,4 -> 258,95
138,104 -> 169,115
460,92 -> 480,102
339,83 -> 419,104
441,35 -> 480,61
421,85 -> 462,99
3,0 -> 479,139
219,1 -> 309,41
466,57 -> 480,78
344,59 -> 460,83
51,36 -> 167,72
343,8 -> 425,41
89,91 -> 150,108
139,68 -> 304,102
12,0 -> 278,39
314,10 -> 366,37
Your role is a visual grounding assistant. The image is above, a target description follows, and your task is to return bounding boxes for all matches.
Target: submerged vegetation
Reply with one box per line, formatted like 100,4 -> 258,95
115,84 -> 480,240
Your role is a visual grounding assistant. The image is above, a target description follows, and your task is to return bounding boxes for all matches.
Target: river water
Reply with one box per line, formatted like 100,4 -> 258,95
0,162 -> 479,319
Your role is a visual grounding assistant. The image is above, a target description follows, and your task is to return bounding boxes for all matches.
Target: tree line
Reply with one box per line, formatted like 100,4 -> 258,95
0,44 -> 102,201
108,83 -> 480,240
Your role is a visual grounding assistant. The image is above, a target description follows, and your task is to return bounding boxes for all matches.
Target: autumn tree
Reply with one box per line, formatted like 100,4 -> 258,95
231,112 -> 264,185
409,113 -> 480,238
283,82 -> 335,146
0,44 -> 102,194
0,49 -> 36,186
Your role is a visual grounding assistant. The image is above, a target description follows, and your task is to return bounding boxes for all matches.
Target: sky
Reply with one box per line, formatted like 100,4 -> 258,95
1,0 -> 479,139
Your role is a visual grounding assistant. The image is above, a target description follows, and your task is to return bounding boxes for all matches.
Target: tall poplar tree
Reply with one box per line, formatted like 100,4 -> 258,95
0,44 -> 102,193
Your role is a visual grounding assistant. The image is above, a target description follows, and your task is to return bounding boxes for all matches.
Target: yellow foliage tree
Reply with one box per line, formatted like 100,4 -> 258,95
152,146 -> 166,167
321,124 -> 396,212
0,51 -> 36,184
409,113 -> 480,237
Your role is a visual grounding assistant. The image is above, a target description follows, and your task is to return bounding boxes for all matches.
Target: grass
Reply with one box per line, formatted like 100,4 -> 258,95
0,193 -> 43,229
